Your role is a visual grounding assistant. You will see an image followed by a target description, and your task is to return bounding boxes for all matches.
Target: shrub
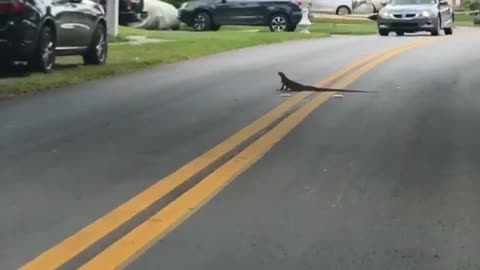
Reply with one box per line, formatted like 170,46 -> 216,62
463,0 -> 480,11
162,0 -> 185,8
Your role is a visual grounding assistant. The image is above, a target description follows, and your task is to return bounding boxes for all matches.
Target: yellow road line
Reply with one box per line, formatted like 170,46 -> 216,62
79,91 -> 334,270
78,37 -> 442,270
19,39 -> 424,270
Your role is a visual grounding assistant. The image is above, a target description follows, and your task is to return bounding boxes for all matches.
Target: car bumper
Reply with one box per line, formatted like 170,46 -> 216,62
119,11 -> 148,24
0,20 -> 35,60
177,9 -> 194,25
377,16 -> 439,32
291,11 -> 302,25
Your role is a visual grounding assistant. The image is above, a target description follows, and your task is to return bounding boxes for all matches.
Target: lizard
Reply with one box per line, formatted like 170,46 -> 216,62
278,72 -> 376,93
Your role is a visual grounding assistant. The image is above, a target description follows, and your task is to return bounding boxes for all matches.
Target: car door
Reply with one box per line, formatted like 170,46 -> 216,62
51,0 -> 78,48
310,0 -> 333,13
212,0 -> 260,25
212,0 -> 236,24
438,0 -> 452,27
66,0 -> 94,47
233,0 -> 266,25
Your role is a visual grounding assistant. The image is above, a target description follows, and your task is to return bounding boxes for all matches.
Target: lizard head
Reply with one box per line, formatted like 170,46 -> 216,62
278,72 -> 286,79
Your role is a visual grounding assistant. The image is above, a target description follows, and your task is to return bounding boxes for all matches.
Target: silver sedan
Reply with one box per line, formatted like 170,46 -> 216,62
377,0 -> 454,36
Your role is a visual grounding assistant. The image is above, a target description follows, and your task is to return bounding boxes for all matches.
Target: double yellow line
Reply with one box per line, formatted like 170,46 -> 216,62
20,35 -> 454,270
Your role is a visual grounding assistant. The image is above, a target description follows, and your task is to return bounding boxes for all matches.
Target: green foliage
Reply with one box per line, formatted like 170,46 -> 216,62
463,0 -> 480,11
162,0 -> 185,8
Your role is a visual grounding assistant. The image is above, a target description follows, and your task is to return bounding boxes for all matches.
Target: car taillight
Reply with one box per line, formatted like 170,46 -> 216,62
126,0 -> 132,10
0,0 -> 26,13
295,0 -> 302,6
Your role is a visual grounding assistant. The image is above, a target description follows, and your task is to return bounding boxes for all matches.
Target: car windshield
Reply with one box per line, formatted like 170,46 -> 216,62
389,0 -> 437,4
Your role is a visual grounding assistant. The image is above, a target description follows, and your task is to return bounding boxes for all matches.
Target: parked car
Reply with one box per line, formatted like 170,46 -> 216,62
0,0 -> 107,73
177,0 -> 303,32
368,0 -> 385,11
309,0 -> 353,15
352,0 -> 376,13
100,0 -> 147,26
377,0 -> 454,36
132,0 -> 181,30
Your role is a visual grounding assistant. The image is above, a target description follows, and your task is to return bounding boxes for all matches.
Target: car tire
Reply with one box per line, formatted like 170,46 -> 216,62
269,13 -> 290,32
379,29 -> 389,36
396,31 -> 404,36
444,17 -> 453,35
431,16 -> 441,36
336,6 -> 351,15
211,24 -> 221,31
83,23 -> 108,65
29,26 -> 56,73
192,11 -> 212,31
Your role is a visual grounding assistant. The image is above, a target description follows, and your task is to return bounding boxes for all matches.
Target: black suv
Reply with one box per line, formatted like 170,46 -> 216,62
100,0 -> 147,26
178,0 -> 303,32
0,0 -> 107,73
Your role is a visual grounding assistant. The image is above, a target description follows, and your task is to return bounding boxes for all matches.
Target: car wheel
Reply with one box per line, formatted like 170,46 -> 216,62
211,24 -> 221,31
336,6 -> 351,15
192,12 -> 212,31
83,23 -> 108,65
269,13 -> 290,32
29,26 -> 56,73
444,18 -> 453,35
431,17 -> 441,36
379,29 -> 389,36
396,31 -> 404,36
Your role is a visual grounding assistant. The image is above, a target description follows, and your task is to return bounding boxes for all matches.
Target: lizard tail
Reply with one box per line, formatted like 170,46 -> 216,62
310,86 -> 376,93
327,89 -> 376,93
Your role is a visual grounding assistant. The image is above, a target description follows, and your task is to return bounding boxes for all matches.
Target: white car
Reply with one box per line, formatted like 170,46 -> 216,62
309,0 -> 354,15
351,0 -> 385,12
132,0 -> 180,30
368,0 -> 386,11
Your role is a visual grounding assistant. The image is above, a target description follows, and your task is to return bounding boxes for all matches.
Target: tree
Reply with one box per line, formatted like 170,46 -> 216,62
463,0 -> 480,10
162,0 -> 184,8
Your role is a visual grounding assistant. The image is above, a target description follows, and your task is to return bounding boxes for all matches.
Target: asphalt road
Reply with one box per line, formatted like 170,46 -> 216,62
2,29 -> 480,270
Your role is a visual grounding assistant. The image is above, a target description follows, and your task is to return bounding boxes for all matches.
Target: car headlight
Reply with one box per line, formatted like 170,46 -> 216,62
179,2 -> 189,9
379,10 -> 390,18
421,10 -> 432,17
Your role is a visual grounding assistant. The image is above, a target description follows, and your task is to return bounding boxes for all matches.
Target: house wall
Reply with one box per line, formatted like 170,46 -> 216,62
449,0 -> 462,8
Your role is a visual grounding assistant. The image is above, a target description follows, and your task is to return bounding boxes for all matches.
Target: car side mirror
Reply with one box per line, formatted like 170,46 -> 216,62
439,0 -> 448,5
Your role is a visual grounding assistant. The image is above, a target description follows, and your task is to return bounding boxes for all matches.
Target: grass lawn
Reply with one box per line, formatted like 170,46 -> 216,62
305,18 -> 376,35
0,19 -> 376,98
454,13 -> 477,27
